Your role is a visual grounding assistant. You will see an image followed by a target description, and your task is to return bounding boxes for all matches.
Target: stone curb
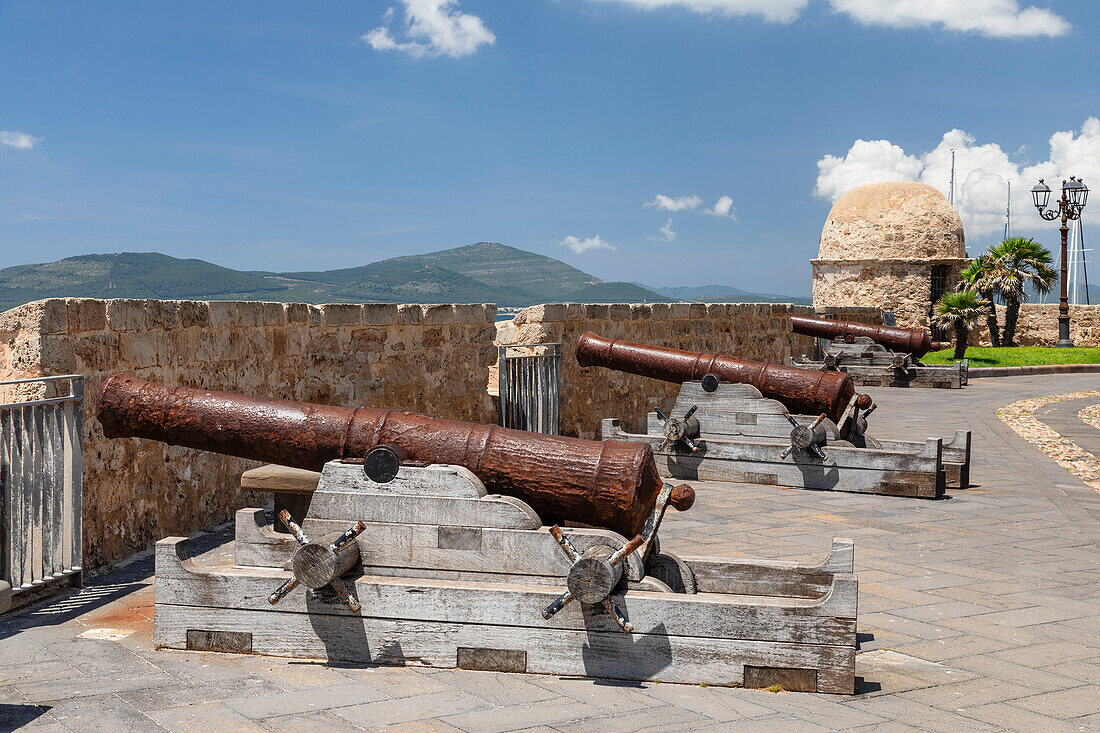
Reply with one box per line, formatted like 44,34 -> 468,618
969,363 -> 1100,378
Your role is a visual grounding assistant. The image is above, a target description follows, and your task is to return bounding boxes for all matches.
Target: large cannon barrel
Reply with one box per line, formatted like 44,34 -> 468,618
97,372 -> 693,538
790,315 -> 945,358
575,332 -> 864,424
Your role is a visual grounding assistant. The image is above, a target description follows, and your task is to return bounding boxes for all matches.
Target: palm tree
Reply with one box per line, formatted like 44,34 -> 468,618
933,291 -> 988,360
958,253 -> 1000,347
987,237 -> 1057,347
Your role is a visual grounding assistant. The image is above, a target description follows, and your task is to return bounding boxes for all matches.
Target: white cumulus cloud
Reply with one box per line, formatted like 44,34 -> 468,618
591,0 -> 809,23
592,0 -> 1068,37
0,131 -> 41,149
813,118 -> 1100,238
704,194 -> 737,219
830,0 -> 1069,39
647,218 -> 678,242
645,194 -> 703,212
560,235 -> 616,254
363,0 -> 495,59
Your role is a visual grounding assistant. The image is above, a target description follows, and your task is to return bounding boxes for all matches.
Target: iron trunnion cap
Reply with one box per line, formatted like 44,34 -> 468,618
95,372 -> 694,538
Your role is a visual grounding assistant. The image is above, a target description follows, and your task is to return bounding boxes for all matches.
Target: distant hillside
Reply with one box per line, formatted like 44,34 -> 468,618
0,244 -> 659,311
381,242 -> 600,302
0,253 -> 287,309
640,283 -> 812,305
561,282 -> 673,303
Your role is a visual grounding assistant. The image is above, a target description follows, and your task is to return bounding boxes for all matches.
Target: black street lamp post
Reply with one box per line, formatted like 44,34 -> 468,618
1032,177 -> 1088,347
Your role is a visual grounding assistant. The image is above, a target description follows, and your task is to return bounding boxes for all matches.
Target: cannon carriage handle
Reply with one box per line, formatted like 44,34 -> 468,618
541,482 -> 692,633
654,405 -> 700,452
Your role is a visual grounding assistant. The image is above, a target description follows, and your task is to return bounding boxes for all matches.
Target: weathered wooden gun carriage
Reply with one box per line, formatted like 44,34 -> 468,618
579,333 -> 971,498
789,316 -> 967,389
99,373 -> 859,693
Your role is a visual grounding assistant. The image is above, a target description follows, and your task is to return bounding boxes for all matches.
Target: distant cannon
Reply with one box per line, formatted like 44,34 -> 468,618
790,316 -> 946,359
575,331 -> 868,425
789,316 -> 966,389
579,333 -> 971,499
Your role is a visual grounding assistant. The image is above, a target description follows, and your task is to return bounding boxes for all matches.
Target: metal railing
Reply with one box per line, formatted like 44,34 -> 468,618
498,344 -> 562,435
1,375 -> 84,606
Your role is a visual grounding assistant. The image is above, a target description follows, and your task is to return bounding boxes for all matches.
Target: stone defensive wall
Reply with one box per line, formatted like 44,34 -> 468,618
494,302 -> 882,439
968,304 -> 1100,347
0,298 -> 497,568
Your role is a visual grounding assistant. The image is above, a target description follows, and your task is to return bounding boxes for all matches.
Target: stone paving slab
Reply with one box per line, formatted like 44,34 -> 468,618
0,374 -> 1098,731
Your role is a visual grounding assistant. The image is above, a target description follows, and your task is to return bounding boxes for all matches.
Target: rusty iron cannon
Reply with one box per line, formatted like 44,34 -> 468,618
789,316 -> 966,389
109,374 -> 858,691
97,372 -> 694,538
579,333 -> 971,499
789,315 -> 945,359
575,331 -> 869,425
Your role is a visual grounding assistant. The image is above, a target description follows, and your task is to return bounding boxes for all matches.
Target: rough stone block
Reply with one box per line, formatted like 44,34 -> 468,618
285,303 -> 310,324
688,303 -> 707,319
705,303 -> 730,319
73,333 -> 119,371
608,304 -> 631,320
322,304 -> 363,326
118,332 -> 161,368
34,299 -> 69,334
585,304 -> 610,320
398,304 -> 424,325
38,335 -> 78,372
669,303 -> 692,319
67,299 -> 107,333
454,304 -> 488,324
423,304 -> 455,325
363,304 -> 399,325
564,303 -> 586,320
178,301 -> 211,328
526,304 -> 567,323
147,300 -> 181,329
308,306 -> 323,327
106,299 -> 150,332
235,302 -> 265,328
631,304 -> 653,320
208,302 -> 238,328
649,302 -> 672,320
262,302 -> 286,326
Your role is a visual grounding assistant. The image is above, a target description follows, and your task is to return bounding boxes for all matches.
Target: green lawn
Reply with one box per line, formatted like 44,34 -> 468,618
923,346 -> 1100,367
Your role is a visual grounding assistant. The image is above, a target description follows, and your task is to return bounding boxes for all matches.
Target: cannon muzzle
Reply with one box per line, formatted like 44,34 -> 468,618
96,372 -> 694,538
790,315 -> 940,358
575,332 -> 866,424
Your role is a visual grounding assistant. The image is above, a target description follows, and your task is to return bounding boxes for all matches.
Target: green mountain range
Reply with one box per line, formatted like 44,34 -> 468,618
0,242 -> 810,311
0,243 -> 668,311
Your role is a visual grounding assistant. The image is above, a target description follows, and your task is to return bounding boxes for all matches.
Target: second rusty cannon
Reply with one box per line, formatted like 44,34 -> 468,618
789,315 -> 967,389
99,373 -> 859,692
578,333 -> 971,497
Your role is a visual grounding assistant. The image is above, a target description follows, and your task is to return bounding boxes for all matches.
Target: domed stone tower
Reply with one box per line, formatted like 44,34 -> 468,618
811,181 -> 970,332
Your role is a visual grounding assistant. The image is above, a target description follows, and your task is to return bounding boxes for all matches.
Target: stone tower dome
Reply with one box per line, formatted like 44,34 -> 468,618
811,181 -> 970,331
818,181 -> 966,260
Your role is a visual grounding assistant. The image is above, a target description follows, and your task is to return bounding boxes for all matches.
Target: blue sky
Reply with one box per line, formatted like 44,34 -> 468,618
3,0 -> 1098,295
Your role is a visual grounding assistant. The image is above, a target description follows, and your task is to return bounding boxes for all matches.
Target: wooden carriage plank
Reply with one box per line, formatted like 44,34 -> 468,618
681,538 -> 854,599
307,491 -> 541,529
156,539 -> 856,645
318,462 -> 487,498
153,605 -> 855,693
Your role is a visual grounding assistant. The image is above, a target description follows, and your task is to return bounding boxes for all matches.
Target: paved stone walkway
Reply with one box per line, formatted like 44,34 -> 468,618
1,374 -> 1099,732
